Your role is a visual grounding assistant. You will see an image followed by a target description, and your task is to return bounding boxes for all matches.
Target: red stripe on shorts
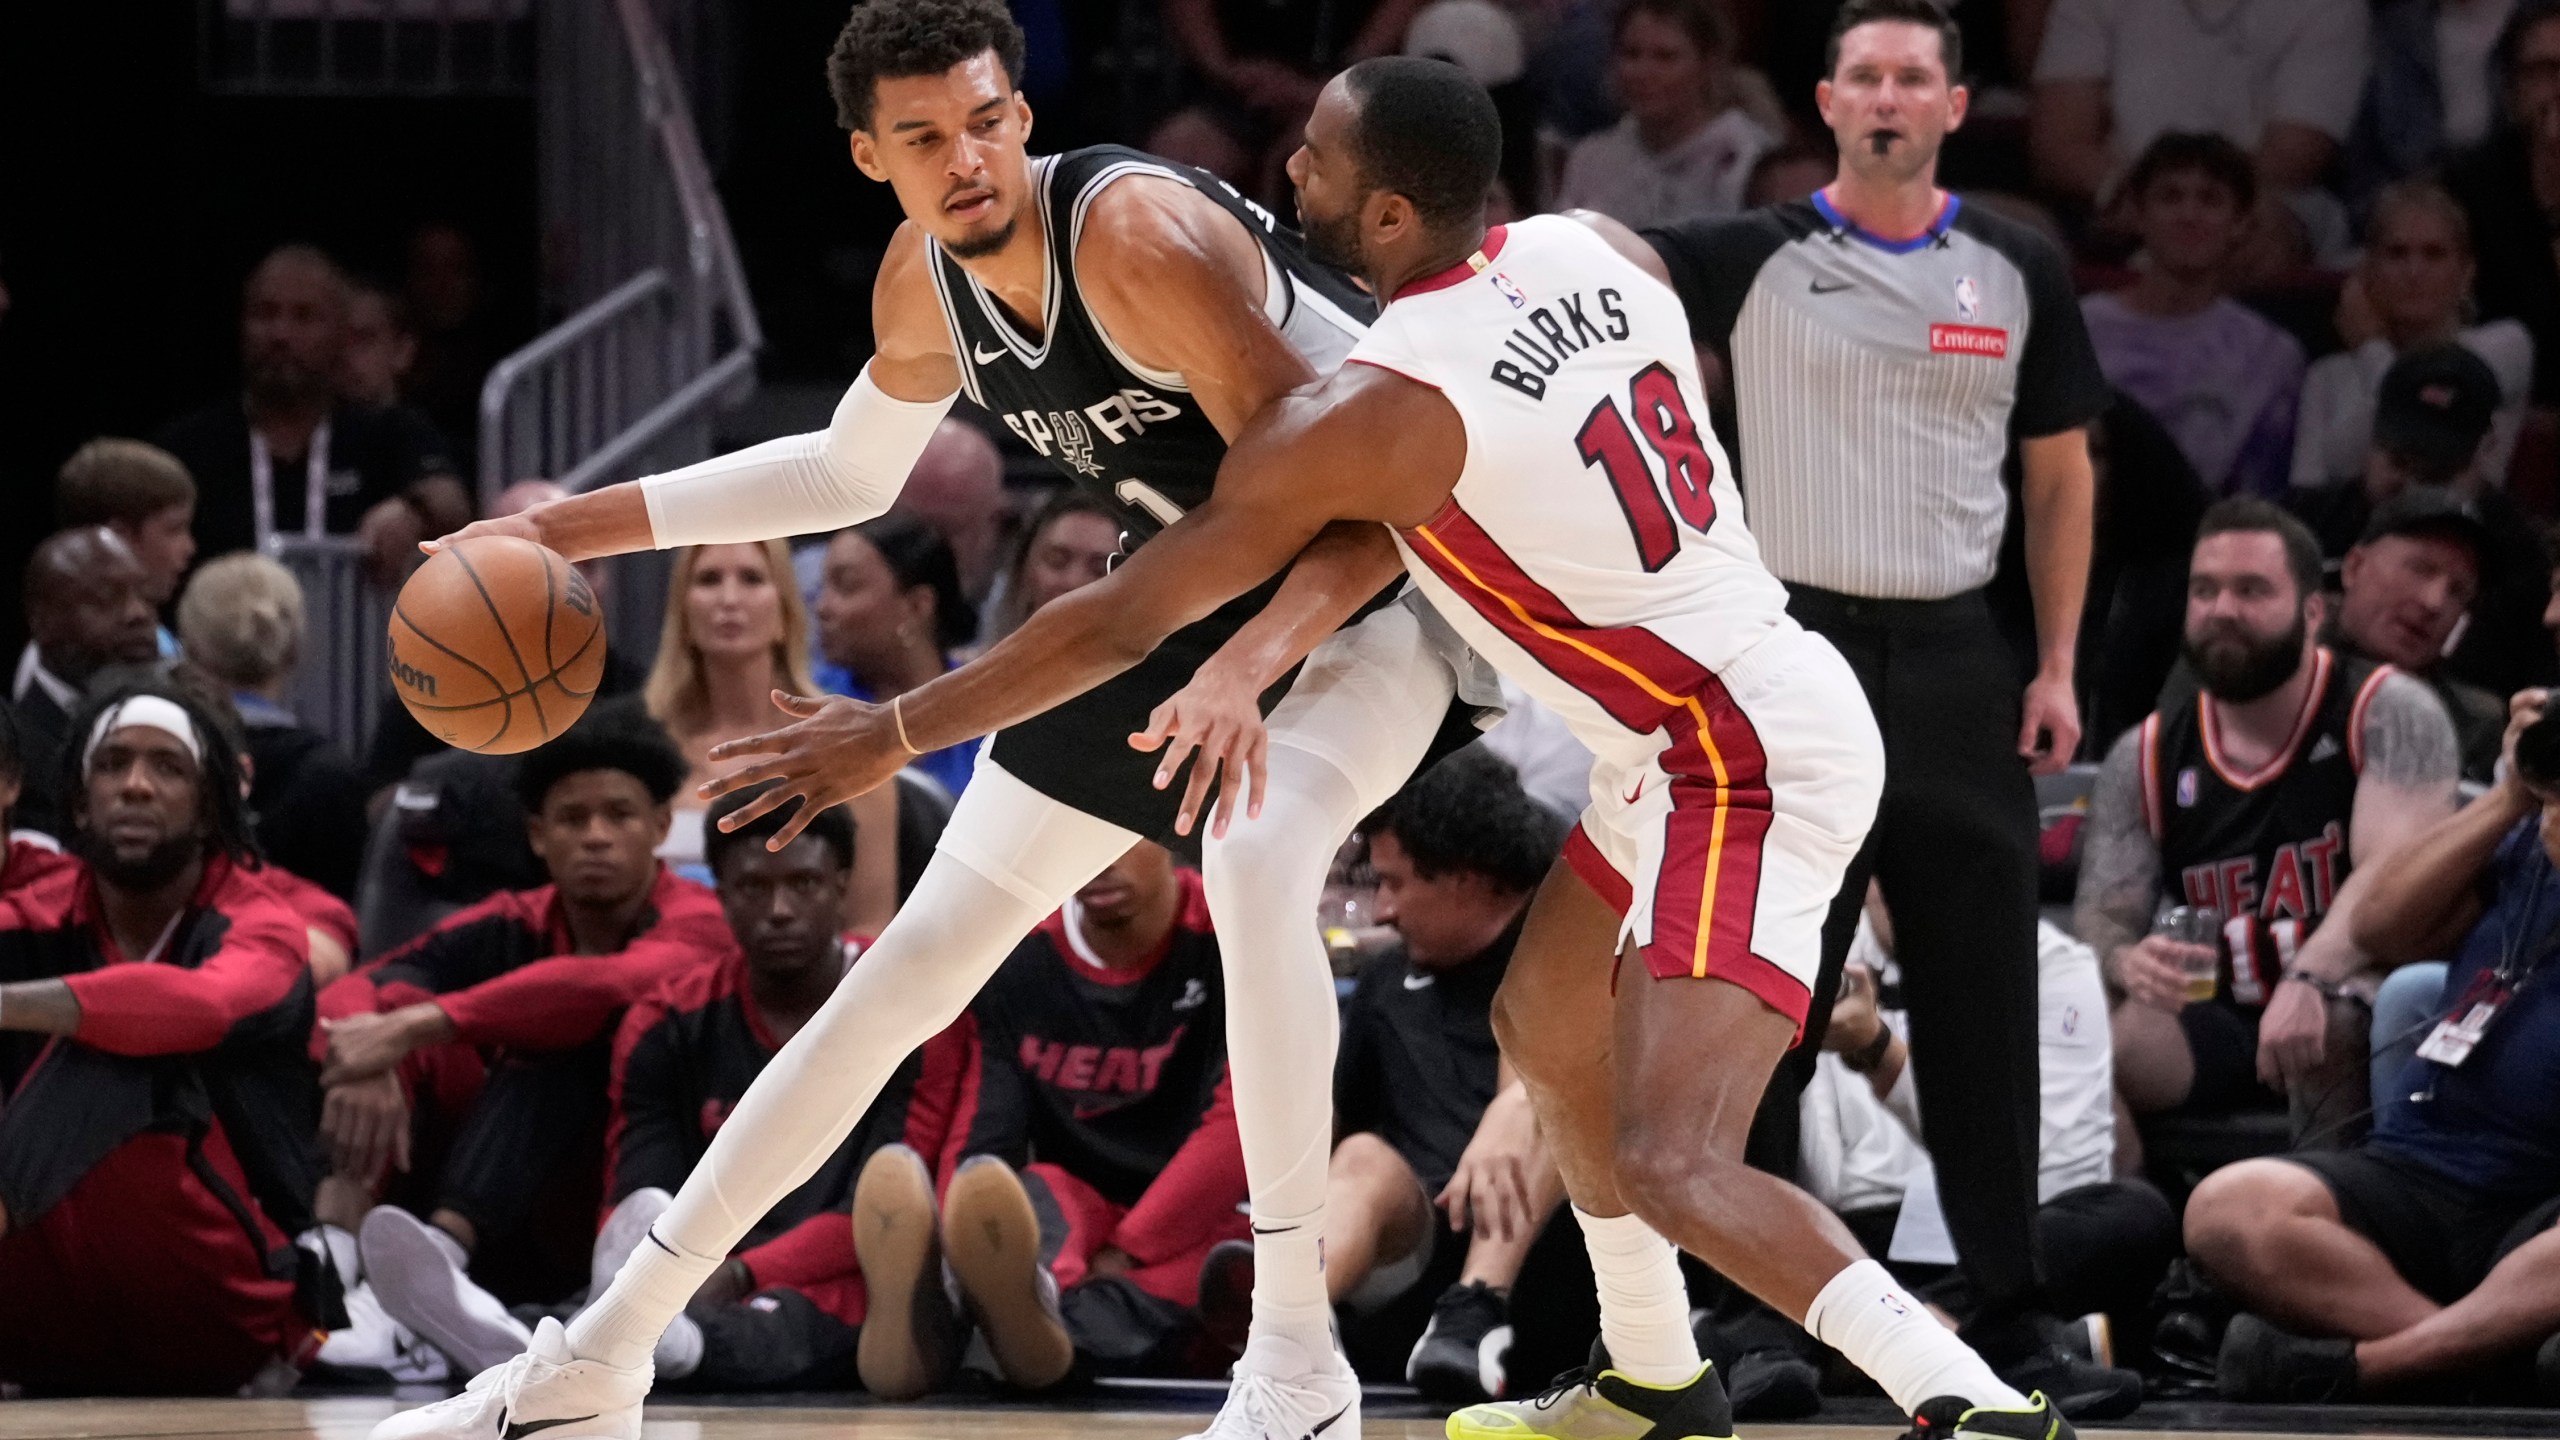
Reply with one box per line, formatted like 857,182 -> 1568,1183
1406,504 -> 1798,1026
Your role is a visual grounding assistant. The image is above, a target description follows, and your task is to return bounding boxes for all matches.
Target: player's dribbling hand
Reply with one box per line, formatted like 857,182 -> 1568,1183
2018,671 -> 2082,777
1131,664 -> 1270,839
704,692 -> 907,849
2111,936 -> 2202,1013
417,508 -> 545,558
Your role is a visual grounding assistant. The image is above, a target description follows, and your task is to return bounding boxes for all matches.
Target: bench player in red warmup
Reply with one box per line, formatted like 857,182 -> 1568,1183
699,56 -> 2083,1440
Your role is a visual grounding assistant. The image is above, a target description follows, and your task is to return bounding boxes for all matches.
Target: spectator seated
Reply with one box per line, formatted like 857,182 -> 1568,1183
53,438 -> 196,657
2077,502 -> 2459,1177
2079,135 -> 2307,500
1322,750 -> 1567,1403
12,528 -> 163,840
2292,345 -> 2557,702
2184,698 -> 2560,1403
313,701 -> 728,1374
852,840 -> 1245,1392
0,681 -> 328,1394
154,245 -> 467,588
1789,900 -> 2177,1374
178,554 -> 370,903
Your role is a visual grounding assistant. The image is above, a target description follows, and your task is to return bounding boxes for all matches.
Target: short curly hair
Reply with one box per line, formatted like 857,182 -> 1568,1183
1366,747 -> 1564,896
513,697 -> 690,813
826,0 -> 1026,132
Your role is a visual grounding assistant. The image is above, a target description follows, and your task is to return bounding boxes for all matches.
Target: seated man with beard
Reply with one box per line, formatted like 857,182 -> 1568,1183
0,680 -> 326,1393
2078,501 -> 2461,1156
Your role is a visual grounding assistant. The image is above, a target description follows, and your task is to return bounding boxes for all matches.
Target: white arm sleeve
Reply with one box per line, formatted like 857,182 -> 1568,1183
638,363 -> 957,548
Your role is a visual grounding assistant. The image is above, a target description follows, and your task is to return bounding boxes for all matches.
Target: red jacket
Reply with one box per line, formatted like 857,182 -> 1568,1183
315,866 -> 726,1058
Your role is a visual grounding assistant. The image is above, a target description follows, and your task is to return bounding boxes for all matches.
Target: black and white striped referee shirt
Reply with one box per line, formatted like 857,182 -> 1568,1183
1646,194 -> 2108,601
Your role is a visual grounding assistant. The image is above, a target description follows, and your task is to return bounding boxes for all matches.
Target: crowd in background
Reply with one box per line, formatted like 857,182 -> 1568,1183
6,0 -> 2560,1416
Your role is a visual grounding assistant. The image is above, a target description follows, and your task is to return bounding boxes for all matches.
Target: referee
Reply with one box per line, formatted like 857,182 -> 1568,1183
1631,0 -> 2134,1415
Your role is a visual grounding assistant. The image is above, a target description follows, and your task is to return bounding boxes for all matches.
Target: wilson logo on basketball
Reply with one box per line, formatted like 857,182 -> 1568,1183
388,648 -> 438,698
1929,323 -> 2009,357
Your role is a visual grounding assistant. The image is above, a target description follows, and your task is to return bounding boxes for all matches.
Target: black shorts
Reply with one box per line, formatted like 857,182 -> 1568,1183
2176,1000 -> 2284,1116
985,592 -> 1478,855
2283,1147 -> 2560,1304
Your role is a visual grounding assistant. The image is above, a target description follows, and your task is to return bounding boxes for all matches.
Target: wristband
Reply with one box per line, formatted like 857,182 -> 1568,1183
2282,970 -> 2350,1003
892,695 -> 924,756
1842,1021 -> 1894,1074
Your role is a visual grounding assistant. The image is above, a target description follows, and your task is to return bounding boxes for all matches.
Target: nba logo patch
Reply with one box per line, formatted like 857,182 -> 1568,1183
1491,271 -> 1528,309
2176,768 -> 2199,807
1954,275 -> 1981,321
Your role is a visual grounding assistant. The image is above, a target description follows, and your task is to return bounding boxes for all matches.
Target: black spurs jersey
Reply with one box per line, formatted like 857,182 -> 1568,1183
924,146 -> 1388,842
927,145 -> 1373,547
2139,648 -> 2388,1008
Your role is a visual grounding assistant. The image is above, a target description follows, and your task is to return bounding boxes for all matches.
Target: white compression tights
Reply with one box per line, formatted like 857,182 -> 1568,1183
567,765 -> 1140,1369
1199,745 -> 1365,1355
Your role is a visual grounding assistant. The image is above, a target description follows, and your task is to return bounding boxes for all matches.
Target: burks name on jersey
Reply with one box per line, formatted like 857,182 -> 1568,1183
1000,387 -> 1187,479
1488,284 -> 1632,401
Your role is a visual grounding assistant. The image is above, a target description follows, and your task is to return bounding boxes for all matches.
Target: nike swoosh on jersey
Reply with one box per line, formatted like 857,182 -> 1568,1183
972,342 -> 1008,365
1402,971 -> 1436,991
1810,280 -> 1855,294
503,1415 -> 599,1439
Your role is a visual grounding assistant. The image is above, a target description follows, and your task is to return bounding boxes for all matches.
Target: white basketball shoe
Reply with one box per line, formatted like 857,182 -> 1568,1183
370,1317 -> 650,1440
1184,1334 -> 1361,1440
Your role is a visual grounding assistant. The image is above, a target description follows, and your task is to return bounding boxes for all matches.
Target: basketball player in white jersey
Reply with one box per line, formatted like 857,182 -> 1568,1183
707,57 -> 2081,1440
373,5 -> 1482,1440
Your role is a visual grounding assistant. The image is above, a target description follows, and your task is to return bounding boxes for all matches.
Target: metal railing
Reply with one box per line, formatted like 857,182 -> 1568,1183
483,0 -> 760,508
203,0 -> 533,96
269,536 -> 392,751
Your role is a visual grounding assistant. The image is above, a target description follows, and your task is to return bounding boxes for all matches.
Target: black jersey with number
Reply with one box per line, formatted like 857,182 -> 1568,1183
2139,648 -> 2388,1008
924,146 -> 1390,843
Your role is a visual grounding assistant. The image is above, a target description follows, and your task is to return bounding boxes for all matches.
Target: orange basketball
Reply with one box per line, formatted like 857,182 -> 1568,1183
388,536 -> 608,754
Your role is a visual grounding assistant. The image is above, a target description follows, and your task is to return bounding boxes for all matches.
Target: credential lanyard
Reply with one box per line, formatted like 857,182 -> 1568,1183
249,419 -> 332,547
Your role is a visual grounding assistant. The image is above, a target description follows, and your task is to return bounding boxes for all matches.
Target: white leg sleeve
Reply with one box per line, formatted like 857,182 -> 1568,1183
565,762 -> 1137,1368
1201,601 -> 1458,1354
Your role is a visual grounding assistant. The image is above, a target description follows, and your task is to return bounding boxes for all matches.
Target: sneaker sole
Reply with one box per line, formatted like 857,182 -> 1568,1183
853,1146 -> 952,1400
942,1160 -> 1075,1391
360,1210 -> 528,1375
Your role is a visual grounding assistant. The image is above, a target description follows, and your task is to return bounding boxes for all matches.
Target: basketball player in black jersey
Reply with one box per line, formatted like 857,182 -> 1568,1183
2075,501 -> 2461,1157
382,5 -> 1475,1439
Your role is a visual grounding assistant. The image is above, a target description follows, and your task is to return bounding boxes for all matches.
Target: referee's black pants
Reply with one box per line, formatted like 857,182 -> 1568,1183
1763,585 -> 2050,1346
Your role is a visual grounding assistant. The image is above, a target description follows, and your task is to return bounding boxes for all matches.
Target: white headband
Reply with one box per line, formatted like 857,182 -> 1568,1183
84,695 -> 206,772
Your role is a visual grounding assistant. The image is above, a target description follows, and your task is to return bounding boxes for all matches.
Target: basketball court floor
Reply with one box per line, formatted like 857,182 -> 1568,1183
6,1390 -> 2554,1440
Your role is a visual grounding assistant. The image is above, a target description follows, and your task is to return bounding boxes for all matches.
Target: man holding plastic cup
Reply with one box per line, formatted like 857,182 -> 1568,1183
2076,499 -> 2462,1163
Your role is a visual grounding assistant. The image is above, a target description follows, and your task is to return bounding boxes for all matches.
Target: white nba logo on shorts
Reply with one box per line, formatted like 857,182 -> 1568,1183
1954,276 -> 1981,322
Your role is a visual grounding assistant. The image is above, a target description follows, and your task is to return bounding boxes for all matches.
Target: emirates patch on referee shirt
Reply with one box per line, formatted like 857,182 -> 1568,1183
1930,323 -> 2010,357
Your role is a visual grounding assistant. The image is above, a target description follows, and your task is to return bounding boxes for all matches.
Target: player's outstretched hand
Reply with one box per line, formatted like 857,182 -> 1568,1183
416,507 -> 543,558
1130,665 -> 1270,839
704,691 -> 907,850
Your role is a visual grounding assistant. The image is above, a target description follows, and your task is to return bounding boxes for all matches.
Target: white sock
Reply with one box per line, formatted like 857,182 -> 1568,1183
1201,752 -> 1367,1365
565,770 -> 1134,1371
652,1313 -> 705,1380
1247,1211 -> 1335,1357
1805,1260 -> 2027,1414
1575,1208 -> 1700,1385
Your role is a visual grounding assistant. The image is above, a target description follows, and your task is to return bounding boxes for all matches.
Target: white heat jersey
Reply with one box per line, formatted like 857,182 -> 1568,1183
1356,215 -> 1794,768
